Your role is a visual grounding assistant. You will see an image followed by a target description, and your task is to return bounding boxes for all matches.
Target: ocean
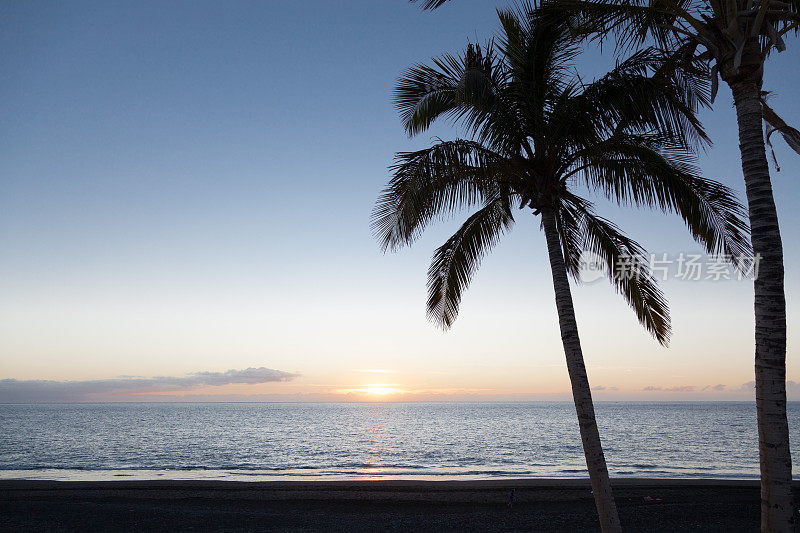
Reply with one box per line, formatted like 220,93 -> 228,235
1,402 -> 797,481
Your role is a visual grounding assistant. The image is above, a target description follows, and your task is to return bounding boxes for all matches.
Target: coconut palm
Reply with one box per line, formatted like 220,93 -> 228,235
373,5 -> 750,531
518,0 -> 797,528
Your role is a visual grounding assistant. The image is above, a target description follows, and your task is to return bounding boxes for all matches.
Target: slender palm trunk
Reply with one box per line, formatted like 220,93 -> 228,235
730,78 -> 793,532
541,209 -> 621,533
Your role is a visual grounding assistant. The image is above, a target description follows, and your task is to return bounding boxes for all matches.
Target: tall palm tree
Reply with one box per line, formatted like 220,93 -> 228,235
525,0 -> 798,528
373,5 -> 750,531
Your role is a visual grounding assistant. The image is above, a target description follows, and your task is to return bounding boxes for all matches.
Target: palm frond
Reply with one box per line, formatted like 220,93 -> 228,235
561,194 -> 671,345
411,0 -> 451,9
537,0 -> 685,50
395,42 -> 524,154
427,198 -> 516,328
394,54 -> 466,137
372,140 -> 505,252
496,3 -> 581,135
572,47 -> 709,147
762,95 -> 800,160
572,134 -> 751,259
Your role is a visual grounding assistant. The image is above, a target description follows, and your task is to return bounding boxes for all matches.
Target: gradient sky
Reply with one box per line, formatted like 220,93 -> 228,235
1,0 -> 798,402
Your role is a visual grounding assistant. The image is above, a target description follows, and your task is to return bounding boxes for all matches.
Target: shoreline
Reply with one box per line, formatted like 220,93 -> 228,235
2,478 -> 795,531
0,477 -> 775,487
0,471 -> 768,482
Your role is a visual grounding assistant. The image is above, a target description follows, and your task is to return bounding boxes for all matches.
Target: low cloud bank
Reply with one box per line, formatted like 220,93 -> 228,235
642,385 -> 697,392
639,381 -> 800,398
0,367 -> 299,402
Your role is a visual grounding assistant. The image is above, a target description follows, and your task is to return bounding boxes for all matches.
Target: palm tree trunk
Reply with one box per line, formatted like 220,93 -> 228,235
541,209 -> 621,533
730,78 -> 793,532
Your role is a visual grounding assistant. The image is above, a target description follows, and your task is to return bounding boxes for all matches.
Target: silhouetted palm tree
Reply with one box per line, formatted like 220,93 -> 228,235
527,0 -> 798,528
373,5 -> 750,531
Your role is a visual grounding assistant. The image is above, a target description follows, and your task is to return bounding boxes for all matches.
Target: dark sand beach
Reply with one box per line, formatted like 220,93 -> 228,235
1,478 -> 796,532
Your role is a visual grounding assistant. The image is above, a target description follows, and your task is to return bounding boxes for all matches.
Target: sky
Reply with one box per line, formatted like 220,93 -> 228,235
1,0 -> 798,403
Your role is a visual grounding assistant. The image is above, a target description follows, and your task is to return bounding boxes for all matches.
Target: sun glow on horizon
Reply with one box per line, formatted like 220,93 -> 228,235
357,385 -> 398,396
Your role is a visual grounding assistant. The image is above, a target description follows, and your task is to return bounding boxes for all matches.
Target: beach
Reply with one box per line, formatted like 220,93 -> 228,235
1,478 -> 791,532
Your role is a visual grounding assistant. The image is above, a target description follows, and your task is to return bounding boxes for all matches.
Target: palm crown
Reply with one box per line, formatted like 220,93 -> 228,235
373,4 -> 750,344
534,0 -> 800,153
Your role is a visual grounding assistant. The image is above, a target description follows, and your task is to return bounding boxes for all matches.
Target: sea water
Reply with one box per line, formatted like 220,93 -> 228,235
1,402 -> 797,481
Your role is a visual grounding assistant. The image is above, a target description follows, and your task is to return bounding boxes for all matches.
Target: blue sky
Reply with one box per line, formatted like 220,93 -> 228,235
1,0 -> 798,401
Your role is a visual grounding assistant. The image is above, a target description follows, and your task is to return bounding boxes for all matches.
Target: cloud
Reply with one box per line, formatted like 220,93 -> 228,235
591,385 -> 620,392
639,381 -> 800,398
642,385 -> 697,393
0,367 -> 299,403
664,385 -> 696,392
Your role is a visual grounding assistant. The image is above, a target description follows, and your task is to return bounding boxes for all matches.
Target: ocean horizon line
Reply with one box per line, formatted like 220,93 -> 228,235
1,399 -> 795,405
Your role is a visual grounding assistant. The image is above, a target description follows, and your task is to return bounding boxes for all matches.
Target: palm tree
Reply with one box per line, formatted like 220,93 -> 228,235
373,5 -> 750,531
524,0 -> 798,528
